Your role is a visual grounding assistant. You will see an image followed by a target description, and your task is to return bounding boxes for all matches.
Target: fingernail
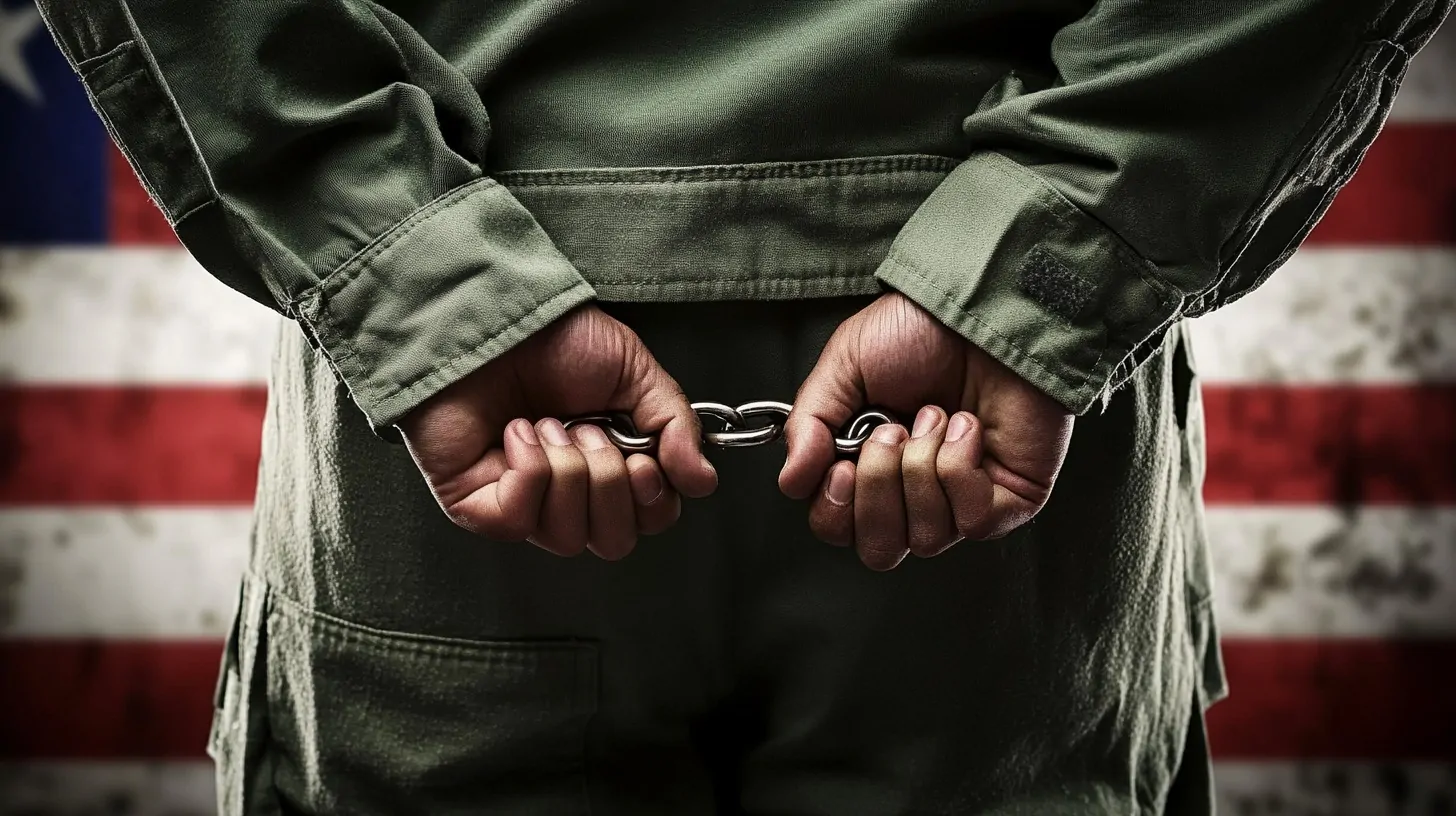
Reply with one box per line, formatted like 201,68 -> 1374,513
539,418 -> 572,446
946,412 -> 972,442
826,465 -> 854,506
630,463 -> 664,505
871,423 -> 903,445
911,406 -> 937,439
515,419 -> 541,445
573,424 -> 612,451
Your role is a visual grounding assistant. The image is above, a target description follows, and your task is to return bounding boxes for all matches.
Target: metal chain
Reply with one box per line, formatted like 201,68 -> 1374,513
562,401 -> 898,458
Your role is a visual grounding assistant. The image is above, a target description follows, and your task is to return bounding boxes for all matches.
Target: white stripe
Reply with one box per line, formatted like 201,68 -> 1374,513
1390,18 -> 1456,122
0,248 -> 278,385
1207,506 -> 1456,638
3,247 -> 1453,386
2,761 -> 1449,815
4,507 -> 1454,639
0,762 -> 215,816
1215,762 -> 1456,815
1188,248 -> 1456,384
0,509 -> 249,638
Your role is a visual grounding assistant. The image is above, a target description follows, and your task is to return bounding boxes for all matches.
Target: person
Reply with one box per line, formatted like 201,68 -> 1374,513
38,1 -> 1450,813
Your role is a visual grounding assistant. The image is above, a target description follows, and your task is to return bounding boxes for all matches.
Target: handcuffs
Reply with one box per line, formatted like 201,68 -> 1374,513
563,401 -> 898,458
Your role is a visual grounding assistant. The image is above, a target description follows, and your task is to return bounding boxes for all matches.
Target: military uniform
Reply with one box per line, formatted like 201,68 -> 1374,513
38,1 -> 1450,813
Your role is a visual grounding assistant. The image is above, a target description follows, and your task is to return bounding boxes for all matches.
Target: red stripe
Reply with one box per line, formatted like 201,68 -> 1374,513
1208,638 -> 1456,760
1,385 -> 1451,505
1305,123 -> 1456,246
1201,385 -> 1456,505
109,145 -> 178,246
0,640 -> 219,760
1,638 -> 1449,760
0,386 -> 266,505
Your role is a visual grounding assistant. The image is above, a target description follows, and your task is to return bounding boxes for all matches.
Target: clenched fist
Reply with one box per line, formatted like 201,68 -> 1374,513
779,292 -> 1074,570
397,303 -> 718,560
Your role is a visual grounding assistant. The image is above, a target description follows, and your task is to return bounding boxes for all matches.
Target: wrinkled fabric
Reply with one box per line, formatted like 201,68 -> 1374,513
38,1 -> 1450,422
35,0 -> 1452,813
211,298 -> 1214,814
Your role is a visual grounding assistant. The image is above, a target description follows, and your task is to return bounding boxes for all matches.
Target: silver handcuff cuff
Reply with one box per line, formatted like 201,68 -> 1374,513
563,401 -> 898,458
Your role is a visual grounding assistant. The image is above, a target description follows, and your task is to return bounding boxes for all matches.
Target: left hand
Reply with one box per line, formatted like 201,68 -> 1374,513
778,292 -> 1074,570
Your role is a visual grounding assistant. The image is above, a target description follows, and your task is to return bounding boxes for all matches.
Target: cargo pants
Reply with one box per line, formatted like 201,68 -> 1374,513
209,294 -> 1223,815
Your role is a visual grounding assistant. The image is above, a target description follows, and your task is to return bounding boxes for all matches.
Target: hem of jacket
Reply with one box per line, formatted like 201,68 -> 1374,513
498,154 -> 961,303
290,150 -> 1189,435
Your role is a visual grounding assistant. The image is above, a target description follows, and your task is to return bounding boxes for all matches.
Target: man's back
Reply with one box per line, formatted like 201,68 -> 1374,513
32,0 -> 1450,812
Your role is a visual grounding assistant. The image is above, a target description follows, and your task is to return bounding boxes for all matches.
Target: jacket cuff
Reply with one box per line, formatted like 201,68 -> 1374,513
293,177 -> 596,436
873,151 -> 1184,415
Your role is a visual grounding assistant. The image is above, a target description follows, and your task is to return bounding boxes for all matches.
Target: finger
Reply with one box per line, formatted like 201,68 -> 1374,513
529,417 -> 591,556
936,411 -> 1003,542
619,345 -> 717,499
626,453 -> 682,536
808,459 -> 856,547
569,424 -> 638,561
902,405 -> 958,558
855,423 -> 910,571
780,327 -> 862,500
441,418 -> 550,541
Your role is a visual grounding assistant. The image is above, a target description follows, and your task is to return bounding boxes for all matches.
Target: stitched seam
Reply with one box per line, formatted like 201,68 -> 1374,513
586,270 -> 878,285
112,0 -> 221,201
977,152 -> 1179,311
302,178 -> 505,366
496,155 -> 960,186
318,177 -> 499,298
972,154 -> 1196,384
269,585 -> 595,659
75,39 -> 132,75
171,196 -> 210,225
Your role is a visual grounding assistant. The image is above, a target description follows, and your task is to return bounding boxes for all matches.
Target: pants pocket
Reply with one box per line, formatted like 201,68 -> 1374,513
209,574 -> 278,816
263,590 -> 598,816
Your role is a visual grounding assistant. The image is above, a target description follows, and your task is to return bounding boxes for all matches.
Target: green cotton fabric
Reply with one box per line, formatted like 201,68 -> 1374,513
210,298 -> 1217,815
36,0 -> 1451,813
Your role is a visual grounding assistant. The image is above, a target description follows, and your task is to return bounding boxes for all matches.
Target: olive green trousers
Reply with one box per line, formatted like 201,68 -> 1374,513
209,295 -> 1223,815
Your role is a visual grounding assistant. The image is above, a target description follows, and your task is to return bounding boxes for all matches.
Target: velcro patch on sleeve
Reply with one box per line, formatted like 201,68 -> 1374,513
1017,247 -> 1094,322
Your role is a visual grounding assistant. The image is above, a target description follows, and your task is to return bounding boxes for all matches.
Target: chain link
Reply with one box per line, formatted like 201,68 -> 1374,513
562,401 -> 898,458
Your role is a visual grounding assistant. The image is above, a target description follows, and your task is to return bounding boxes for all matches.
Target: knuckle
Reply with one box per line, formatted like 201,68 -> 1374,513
901,439 -> 937,466
518,455 -> 552,482
856,457 -> 898,486
597,463 -> 631,494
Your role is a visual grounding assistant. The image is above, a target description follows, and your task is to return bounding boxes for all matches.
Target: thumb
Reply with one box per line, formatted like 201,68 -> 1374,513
779,332 -> 862,500
619,345 -> 718,499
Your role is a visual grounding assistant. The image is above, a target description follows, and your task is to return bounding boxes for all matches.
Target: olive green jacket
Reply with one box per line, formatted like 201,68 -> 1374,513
37,0 -> 1450,436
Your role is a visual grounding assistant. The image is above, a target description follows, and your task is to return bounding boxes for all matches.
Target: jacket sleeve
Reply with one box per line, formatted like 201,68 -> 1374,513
874,0 -> 1451,414
37,1 -> 597,437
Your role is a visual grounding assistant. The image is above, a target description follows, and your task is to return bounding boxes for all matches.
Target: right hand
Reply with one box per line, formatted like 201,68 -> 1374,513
396,303 -> 717,560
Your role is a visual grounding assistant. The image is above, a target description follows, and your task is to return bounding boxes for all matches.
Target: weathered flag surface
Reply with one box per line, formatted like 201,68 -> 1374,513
1,1 -> 1453,811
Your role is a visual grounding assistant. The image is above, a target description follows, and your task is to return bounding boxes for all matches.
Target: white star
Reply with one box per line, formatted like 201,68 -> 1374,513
0,3 -> 43,104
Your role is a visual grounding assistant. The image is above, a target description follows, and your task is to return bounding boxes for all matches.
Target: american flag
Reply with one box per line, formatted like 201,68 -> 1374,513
0,1 -> 1452,810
